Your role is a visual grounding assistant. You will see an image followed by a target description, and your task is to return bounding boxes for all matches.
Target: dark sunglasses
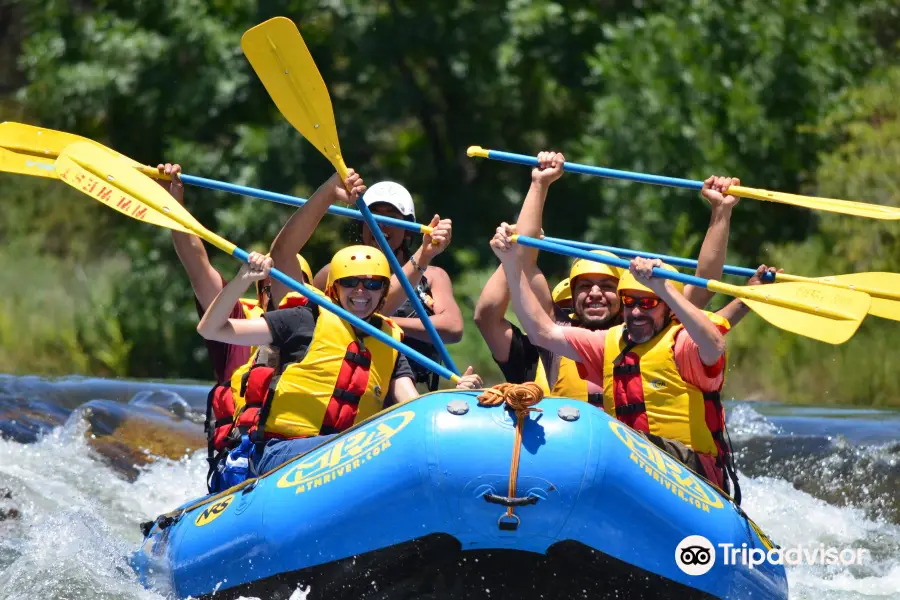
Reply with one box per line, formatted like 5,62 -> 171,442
621,295 -> 661,310
336,277 -> 386,291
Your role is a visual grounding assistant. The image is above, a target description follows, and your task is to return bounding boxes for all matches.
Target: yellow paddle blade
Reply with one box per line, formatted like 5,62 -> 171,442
56,141 -> 199,236
241,18 -> 347,178
732,185 -> 900,221
812,272 -> 900,322
0,121 -> 93,178
0,144 -> 59,178
0,121 -> 160,177
708,280 -> 870,344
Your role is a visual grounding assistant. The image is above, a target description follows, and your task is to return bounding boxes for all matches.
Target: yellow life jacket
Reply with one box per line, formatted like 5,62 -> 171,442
238,297 -> 265,319
534,355 -> 603,406
532,310 -> 604,406
229,290 -> 323,412
601,312 -> 730,456
238,301 -> 404,439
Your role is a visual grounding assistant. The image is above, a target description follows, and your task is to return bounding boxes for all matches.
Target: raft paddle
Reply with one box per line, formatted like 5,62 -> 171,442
55,141 -> 460,383
240,16 -> 460,377
468,146 -> 900,221
544,237 -> 900,323
0,121 -> 432,235
510,235 -> 871,345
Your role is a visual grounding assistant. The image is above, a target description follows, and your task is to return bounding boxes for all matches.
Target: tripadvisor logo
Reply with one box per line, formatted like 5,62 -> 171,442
675,535 -> 869,575
675,535 -> 716,576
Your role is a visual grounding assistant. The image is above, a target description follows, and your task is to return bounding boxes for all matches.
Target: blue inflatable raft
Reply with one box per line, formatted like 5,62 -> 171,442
132,391 -> 788,599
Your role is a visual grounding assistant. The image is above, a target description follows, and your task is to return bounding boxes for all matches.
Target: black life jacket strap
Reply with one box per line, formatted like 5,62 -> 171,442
615,402 -> 647,416
250,373 -> 281,447
612,339 -> 638,367
704,390 -> 741,505
203,385 -> 218,482
332,387 -> 362,404
344,350 -> 371,368
613,363 -> 640,376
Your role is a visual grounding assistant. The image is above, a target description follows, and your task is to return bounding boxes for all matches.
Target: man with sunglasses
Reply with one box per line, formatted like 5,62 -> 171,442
197,173 -> 482,482
491,224 -> 735,496
476,152 -> 629,405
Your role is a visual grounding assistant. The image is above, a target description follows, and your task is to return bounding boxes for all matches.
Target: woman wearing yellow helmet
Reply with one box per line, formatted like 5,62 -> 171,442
266,168 -> 463,393
198,181 -> 482,478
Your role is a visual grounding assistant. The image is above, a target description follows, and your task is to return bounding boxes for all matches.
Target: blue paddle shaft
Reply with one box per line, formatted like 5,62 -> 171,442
485,149 -> 703,190
354,197 -> 460,376
231,248 -> 456,382
179,173 -> 422,234
514,235 -> 713,289
541,237 -> 773,282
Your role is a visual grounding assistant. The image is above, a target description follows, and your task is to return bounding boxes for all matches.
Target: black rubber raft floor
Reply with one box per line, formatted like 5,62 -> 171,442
210,535 -> 716,600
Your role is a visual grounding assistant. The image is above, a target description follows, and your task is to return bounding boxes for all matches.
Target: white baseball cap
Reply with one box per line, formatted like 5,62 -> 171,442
363,181 -> 416,221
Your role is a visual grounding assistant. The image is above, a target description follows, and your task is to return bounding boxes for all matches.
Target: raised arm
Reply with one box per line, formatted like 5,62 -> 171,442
716,264 -> 781,327
389,266 -> 464,344
515,151 -> 565,312
269,171 -> 365,305
515,151 -> 565,262
633,257 -> 726,365
474,265 -> 517,362
684,175 -> 741,309
197,252 -> 275,347
474,256 -> 553,362
160,163 -> 224,311
381,214 -> 453,314
490,223 -> 581,361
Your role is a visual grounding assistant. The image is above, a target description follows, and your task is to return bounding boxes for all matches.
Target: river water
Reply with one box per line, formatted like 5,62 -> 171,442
0,374 -> 898,599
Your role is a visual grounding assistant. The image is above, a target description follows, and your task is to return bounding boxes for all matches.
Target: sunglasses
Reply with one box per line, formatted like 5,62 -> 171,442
336,277 -> 386,291
621,295 -> 661,310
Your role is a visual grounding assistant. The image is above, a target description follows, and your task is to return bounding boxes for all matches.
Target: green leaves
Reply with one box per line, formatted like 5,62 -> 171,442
3,0 -> 900,383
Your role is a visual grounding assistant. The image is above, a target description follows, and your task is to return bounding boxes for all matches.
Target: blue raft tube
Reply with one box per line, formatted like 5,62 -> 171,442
132,391 -> 788,599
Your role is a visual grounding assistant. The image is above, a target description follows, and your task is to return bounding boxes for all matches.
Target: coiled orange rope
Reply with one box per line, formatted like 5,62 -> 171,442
478,383 -> 544,523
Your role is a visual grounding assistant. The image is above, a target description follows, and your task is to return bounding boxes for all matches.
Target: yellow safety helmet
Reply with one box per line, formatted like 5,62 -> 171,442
551,278 -> 572,305
326,245 -> 392,297
296,254 -> 313,285
617,261 -> 685,296
569,250 -> 623,282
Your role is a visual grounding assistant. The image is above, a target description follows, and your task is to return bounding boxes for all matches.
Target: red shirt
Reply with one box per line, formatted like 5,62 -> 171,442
194,271 -> 252,384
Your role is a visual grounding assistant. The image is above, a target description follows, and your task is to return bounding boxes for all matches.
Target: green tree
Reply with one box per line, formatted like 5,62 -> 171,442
725,65 -> 900,405
2,0 -> 899,389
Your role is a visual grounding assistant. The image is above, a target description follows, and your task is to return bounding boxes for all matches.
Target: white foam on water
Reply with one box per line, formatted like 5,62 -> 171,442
727,402 -> 782,440
0,417 -> 207,600
741,475 -> 900,599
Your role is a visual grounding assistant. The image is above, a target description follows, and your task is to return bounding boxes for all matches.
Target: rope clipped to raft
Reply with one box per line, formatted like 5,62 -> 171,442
477,383 -> 544,530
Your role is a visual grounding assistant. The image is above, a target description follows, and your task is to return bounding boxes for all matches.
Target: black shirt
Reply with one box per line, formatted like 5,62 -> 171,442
494,307 -> 576,385
495,323 -> 545,384
262,305 -> 415,382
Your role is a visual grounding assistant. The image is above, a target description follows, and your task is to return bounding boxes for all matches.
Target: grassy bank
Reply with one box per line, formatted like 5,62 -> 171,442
0,242 -> 132,376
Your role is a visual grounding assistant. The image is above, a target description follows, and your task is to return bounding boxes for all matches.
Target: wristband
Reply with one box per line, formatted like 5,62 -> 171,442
410,255 -> 427,274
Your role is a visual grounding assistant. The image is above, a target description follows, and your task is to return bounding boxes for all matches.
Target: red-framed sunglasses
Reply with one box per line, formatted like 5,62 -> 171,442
621,295 -> 661,310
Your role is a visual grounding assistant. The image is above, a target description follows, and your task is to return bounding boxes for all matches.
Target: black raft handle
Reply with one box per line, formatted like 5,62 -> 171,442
483,493 -> 540,508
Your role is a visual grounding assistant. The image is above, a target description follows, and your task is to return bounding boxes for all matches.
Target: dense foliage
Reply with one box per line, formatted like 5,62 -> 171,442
1,0 -> 899,403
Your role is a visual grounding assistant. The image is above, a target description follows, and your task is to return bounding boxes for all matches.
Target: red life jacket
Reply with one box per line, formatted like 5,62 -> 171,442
203,293 -> 311,482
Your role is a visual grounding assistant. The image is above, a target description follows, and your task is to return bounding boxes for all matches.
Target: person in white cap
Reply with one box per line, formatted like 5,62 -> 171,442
269,170 -> 462,392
